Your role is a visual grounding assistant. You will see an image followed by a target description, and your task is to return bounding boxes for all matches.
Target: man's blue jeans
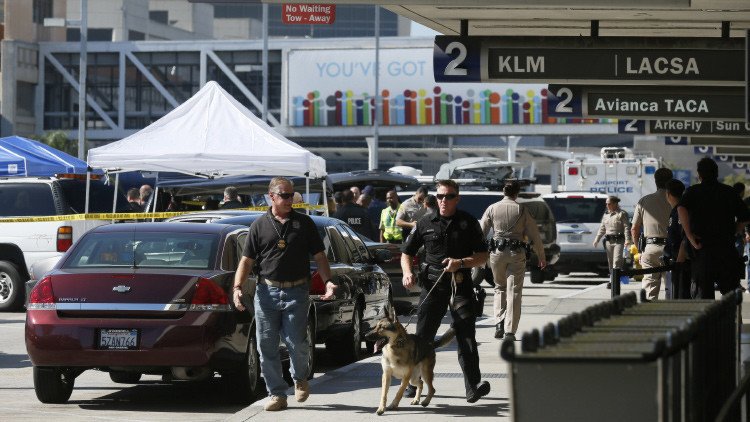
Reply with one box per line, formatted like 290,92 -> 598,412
254,282 -> 311,398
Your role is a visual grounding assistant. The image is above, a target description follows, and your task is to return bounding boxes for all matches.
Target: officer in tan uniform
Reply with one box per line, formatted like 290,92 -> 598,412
480,181 -> 546,341
593,196 -> 632,271
631,168 -> 673,300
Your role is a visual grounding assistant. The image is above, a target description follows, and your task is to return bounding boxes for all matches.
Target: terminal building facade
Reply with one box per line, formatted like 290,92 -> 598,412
0,0 -> 665,181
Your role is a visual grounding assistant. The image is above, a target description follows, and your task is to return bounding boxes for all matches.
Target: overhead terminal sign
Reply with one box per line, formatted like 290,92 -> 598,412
619,119 -> 750,137
547,85 -> 745,121
434,36 -> 744,86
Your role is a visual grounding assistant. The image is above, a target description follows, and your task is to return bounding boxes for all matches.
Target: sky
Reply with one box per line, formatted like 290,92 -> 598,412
410,21 -> 440,37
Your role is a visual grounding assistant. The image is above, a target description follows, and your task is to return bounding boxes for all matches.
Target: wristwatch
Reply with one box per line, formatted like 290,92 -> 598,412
459,258 -> 465,268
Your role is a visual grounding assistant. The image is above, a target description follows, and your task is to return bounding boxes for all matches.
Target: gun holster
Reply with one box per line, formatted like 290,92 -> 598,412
419,263 -> 445,287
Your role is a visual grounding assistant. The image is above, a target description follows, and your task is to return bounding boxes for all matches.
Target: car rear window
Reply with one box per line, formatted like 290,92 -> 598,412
64,232 -> 218,269
543,197 -> 606,223
0,183 -> 57,216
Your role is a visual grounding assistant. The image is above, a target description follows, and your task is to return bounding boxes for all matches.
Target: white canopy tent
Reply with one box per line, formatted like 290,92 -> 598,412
87,81 -> 327,213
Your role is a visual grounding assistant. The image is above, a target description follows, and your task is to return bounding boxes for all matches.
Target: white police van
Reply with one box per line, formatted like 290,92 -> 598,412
542,192 -> 609,276
562,147 -> 659,215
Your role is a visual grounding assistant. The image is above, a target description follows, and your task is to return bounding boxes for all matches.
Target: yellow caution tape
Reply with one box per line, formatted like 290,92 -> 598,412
0,203 -> 326,223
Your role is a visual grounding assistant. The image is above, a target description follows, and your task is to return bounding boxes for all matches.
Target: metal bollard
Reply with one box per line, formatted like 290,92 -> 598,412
611,267 -> 621,298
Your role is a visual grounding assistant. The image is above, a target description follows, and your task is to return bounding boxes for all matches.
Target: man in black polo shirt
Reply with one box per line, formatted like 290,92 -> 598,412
233,176 -> 337,412
678,157 -> 750,298
400,179 -> 491,403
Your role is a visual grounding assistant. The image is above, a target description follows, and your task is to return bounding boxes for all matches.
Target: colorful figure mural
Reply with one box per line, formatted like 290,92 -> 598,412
291,85 -> 613,127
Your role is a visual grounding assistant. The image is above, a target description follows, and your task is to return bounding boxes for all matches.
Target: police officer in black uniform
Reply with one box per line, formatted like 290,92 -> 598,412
333,189 -> 376,240
400,179 -> 491,403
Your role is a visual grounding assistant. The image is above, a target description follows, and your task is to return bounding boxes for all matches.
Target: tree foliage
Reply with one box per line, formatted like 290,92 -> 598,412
31,131 -> 79,157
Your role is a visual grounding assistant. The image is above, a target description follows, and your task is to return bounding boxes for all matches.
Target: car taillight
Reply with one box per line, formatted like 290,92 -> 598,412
57,226 -> 73,252
190,277 -> 228,310
309,271 -> 326,295
568,167 -> 579,176
28,276 -> 56,309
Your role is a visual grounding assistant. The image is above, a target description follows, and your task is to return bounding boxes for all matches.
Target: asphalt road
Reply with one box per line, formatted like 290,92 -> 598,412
0,273 -> 605,421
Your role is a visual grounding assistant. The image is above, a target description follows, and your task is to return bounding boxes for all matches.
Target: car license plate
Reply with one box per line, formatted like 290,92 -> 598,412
568,234 -> 582,243
98,329 -> 139,350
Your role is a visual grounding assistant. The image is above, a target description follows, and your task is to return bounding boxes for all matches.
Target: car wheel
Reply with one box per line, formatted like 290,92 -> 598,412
225,329 -> 263,404
305,312 -> 316,380
33,366 -> 74,404
0,261 -> 23,312
109,371 -> 142,384
530,268 -> 544,284
333,301 -> 363,364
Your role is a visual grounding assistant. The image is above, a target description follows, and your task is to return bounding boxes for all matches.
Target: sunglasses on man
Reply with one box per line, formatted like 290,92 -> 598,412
273,192 -> 295,200
436,193 -> 458,201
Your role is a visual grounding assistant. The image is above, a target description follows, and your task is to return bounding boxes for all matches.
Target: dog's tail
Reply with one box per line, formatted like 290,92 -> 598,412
435,328 -> 456,348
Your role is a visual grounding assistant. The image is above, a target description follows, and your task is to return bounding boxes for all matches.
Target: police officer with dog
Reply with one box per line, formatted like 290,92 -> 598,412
400,179 -> 491,403
480,181 -> 546,341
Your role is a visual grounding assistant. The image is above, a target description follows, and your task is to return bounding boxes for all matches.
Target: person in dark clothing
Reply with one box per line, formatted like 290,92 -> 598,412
333,189 -> 376,240
678,158 -> 750,298
332,191 -> 344,213
221,186 -> 244,209
400,179 -> 491,403
733,182 -> 746,258
363,185 -> 387,235
127,188 -> 144,212
665,179 -> 689,299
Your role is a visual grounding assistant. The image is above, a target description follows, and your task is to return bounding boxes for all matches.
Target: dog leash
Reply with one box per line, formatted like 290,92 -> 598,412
404,268 -> 459,328
403,269 -> 445,328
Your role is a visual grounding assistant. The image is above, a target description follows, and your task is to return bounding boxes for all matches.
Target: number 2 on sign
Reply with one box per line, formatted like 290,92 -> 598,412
554,87 -> 574,113
547,85 -> 582,118
444,41 -> 467,76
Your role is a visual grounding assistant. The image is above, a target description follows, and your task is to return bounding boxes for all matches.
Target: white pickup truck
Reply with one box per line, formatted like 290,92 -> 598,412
0,176 -> 127,311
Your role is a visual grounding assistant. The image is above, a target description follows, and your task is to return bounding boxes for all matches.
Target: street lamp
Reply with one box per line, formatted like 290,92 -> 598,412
44,0 -> 87,160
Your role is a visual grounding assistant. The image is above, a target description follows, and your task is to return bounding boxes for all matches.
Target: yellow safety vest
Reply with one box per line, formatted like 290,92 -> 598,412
380,206 -> 403,242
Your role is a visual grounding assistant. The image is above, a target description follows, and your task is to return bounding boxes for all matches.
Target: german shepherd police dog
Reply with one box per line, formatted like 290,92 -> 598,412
364,308 -> 456,415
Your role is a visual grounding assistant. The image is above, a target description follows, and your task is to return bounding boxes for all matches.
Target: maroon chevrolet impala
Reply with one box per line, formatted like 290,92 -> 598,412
25,223 -> 266,404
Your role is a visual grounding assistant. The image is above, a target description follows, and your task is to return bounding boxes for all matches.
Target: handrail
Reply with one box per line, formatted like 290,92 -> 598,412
715,368 -> 750,421
610,264 -> 673,298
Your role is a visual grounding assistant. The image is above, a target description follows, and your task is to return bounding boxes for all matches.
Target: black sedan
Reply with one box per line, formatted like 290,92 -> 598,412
213,214 -> 393,364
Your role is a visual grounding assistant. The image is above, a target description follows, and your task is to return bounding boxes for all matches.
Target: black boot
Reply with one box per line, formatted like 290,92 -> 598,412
467,381 -> 491,403
494,321 -> 505,339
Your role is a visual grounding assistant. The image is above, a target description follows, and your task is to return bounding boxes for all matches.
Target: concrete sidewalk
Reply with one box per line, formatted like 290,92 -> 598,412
227,279 -> 750,421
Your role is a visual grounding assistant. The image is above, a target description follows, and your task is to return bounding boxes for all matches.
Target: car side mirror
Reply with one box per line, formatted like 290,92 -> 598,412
373,248 -> 393,264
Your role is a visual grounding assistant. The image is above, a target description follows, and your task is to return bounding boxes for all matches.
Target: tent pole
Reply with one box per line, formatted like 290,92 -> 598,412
84,168 -> 91,214
305,177 -> 310,215
322,179 -> 328,217
111,172 -> 119,222
151,172 -> 159,221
